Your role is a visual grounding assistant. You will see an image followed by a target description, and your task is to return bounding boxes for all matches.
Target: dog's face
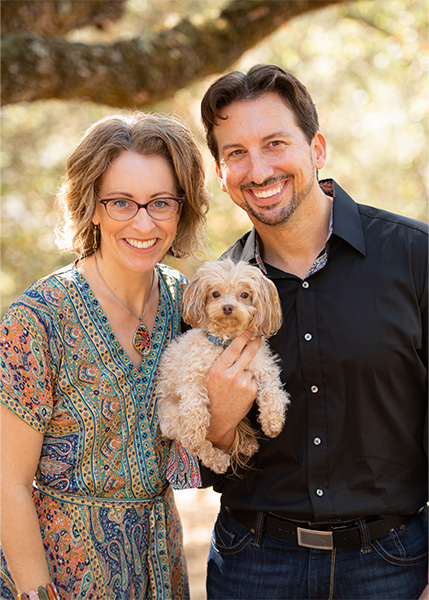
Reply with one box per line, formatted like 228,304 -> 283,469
203,271 -> 256,338
182,259 -> 283,339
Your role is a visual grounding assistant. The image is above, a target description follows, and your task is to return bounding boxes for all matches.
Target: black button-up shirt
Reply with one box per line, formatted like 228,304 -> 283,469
202,180 -> 428,520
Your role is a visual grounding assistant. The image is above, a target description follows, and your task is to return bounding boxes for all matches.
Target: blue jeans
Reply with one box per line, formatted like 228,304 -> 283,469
207,505 -> 428,600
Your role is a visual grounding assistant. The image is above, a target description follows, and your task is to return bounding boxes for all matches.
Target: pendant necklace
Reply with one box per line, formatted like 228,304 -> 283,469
94,253 -> 155,357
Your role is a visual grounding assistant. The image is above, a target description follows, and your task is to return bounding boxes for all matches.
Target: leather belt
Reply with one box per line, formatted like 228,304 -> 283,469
224,506 -> 415,550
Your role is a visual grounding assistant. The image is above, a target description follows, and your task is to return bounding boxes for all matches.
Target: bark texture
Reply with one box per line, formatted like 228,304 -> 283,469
1,0 -> 354,107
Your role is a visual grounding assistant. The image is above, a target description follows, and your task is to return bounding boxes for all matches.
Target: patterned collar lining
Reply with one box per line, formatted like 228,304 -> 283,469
305,207 -> 333,278
254,179 -> 334,278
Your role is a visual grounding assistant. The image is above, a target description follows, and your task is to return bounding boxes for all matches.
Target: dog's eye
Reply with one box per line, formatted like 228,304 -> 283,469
212,291 -> 221,298
240,292 -> 249,299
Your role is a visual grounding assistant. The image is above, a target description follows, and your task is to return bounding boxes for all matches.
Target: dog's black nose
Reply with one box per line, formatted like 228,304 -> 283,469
222,304 -> 234,315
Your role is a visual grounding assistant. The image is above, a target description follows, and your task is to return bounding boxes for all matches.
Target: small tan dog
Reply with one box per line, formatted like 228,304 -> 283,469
157,259 -> 290,474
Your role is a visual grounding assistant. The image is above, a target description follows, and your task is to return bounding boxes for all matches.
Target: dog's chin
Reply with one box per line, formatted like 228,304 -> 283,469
205,317 -> 251,340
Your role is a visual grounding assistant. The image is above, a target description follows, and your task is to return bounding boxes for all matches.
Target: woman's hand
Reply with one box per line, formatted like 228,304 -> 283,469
205,330 -> 261,453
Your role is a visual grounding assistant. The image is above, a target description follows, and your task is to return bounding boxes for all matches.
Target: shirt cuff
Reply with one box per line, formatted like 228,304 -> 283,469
166,440 -> 201,489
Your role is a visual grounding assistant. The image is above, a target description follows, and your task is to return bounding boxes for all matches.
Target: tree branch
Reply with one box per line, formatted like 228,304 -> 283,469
1,0 -> 356,107
1,0 -> 127,36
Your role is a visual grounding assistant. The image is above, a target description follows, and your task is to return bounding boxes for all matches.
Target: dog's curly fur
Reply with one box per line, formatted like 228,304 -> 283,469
157,259 -> 290,474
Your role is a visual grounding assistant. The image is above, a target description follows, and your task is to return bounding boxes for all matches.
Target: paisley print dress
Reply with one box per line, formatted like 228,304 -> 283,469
0,263 -> 200,600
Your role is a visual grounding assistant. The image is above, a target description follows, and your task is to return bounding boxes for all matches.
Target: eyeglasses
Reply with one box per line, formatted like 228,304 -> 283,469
97,195 -> 185,221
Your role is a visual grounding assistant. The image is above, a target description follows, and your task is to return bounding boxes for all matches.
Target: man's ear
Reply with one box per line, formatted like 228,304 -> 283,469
312,132 -> 327,170
215,161 -> 228,193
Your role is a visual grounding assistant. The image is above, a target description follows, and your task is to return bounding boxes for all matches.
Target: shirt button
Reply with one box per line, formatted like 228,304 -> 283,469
302,281 -> 309,289
304,333 -> 312,341
311,385 -> 319,393
316,488 -> 324,497
313,437 -> 322,445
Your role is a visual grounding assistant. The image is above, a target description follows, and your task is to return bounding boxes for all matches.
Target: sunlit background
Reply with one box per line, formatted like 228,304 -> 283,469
1,0 -> 427,316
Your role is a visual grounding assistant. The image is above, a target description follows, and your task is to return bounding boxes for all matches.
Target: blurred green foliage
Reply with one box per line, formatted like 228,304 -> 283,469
1,0 -> 427,315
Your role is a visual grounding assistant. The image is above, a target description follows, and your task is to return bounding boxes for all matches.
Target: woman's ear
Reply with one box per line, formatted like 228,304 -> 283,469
92,203 -> 101,226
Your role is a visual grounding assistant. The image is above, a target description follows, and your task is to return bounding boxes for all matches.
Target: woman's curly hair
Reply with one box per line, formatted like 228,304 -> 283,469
56,112 -> 210,259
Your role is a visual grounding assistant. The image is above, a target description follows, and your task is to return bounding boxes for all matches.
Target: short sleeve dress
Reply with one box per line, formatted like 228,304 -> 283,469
0,263 -> 200,600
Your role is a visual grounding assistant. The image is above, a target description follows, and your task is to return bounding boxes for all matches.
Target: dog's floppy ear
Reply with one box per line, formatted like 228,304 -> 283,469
251,273 -> 283,337
181,272 -> 209,328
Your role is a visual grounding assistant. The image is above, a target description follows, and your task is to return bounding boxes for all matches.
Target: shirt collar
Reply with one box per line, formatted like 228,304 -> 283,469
324,179 -> 366,256
236,227 -> 260,265
239,178 -> 366,269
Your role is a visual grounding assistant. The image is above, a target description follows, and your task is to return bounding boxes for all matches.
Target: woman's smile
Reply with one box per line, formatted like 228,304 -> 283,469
125,237 -> 158,250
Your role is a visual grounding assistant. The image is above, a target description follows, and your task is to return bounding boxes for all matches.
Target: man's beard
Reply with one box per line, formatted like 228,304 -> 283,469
239,155 -> 317,226
241,172 -> 314,226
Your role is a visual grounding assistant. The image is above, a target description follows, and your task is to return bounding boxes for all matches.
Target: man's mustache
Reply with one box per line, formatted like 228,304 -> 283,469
240,175 -> 291,191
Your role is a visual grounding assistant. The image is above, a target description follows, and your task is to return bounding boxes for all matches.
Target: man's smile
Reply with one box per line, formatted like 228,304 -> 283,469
242,177 -> 291,204
252,181 -> 287,200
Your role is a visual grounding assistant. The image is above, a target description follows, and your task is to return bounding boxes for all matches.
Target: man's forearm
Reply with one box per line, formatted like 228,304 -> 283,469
206,418 -> 236,453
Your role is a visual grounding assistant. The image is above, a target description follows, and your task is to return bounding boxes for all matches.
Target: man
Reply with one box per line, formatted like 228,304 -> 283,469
200,64 -> 428,599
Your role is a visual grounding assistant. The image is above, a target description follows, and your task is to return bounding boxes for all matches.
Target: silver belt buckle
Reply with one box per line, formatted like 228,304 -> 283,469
297,527 -> 334,550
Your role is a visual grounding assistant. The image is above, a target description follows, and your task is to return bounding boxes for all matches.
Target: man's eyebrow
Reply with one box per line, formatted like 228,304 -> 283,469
220,143 -> 243,152
220,131 -> 292,153
262,130 -> 291,141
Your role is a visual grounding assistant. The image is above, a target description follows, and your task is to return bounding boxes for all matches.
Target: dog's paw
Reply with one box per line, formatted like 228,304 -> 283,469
210,452 -> 231,474
262,424 -> 283,438
257,389 -> 290,438
238,436 -> 259,457
260,414 -> 285,438
182,426 -> 211,454
197,440 -> 231,474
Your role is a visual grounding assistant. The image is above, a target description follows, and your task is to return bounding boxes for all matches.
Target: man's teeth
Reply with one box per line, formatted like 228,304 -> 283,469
253,183 -> 284,199
126,238 -> 157,249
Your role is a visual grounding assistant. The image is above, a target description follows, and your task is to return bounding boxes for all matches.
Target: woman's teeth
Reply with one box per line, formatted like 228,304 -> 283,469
126,238 -> 157,249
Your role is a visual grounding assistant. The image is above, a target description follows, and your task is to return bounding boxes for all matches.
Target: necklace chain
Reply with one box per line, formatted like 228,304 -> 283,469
94,253 -> 155,324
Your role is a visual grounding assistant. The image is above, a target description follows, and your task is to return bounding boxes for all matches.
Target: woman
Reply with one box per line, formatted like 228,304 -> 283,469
0,112 -> 210,599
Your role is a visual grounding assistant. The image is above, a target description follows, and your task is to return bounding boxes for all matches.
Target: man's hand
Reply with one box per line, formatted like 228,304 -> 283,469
206,330 -> 261,453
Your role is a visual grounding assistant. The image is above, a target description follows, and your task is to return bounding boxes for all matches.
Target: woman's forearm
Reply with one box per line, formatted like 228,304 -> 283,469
1,405 -> 51,594
1,484 -> 51,593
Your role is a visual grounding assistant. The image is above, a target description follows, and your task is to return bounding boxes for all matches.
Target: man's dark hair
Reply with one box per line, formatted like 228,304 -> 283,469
201,64 -> 319,164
